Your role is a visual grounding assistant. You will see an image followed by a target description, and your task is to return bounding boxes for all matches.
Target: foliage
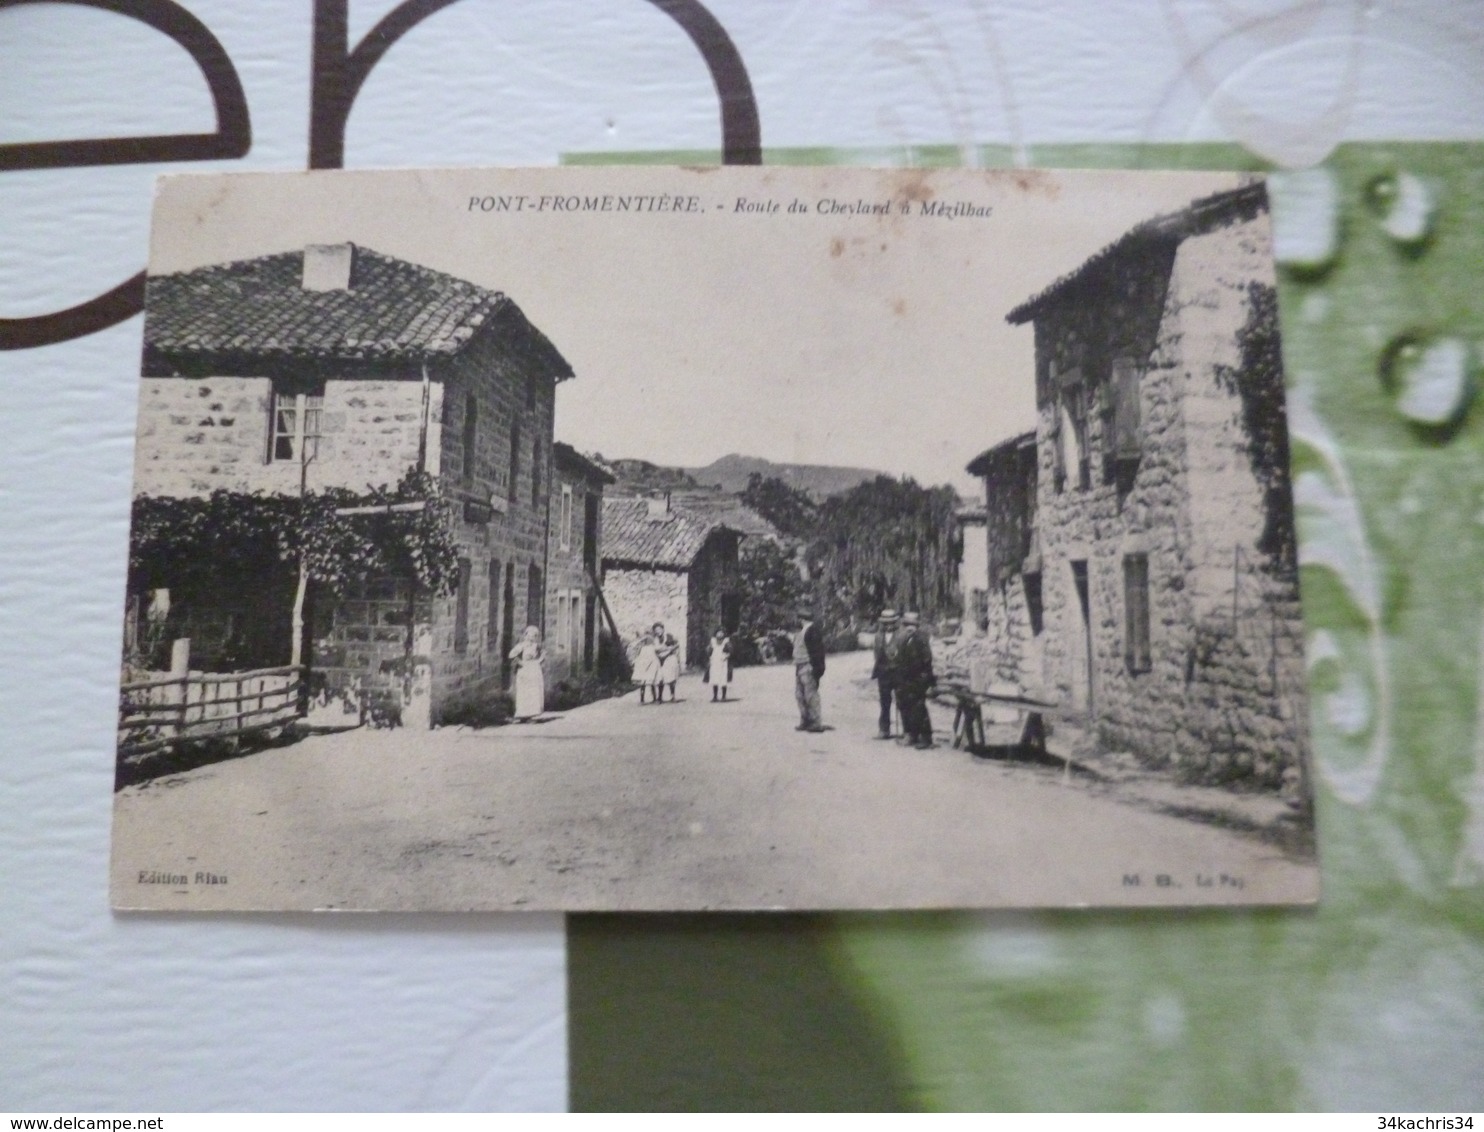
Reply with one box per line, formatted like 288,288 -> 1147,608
811,475 -> 963,623
740,473 -> 819,538
129,469 -> 461,597
731,474 -> 963,652
596,628 -> 634,682
438,691 -> 514,729
731,538 -> 811,664
1215,281 -> 1297,575
547,670 -> 631,713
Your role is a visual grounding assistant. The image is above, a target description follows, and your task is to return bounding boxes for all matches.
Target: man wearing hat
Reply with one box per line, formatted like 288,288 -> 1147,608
792,605 -> 827,733
893,611 -> 936,749
870,608 -> 901,739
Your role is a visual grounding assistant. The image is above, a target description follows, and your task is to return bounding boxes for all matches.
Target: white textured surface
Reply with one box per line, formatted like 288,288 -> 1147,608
2,0 -> 1480,1111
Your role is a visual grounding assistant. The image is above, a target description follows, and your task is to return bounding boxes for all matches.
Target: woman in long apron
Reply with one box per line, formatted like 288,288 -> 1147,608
509,624 -> 546,721
706,628 -> 732,702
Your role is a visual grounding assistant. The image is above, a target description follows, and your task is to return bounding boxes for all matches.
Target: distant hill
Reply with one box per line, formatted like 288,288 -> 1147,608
592,456 -> 781,542
684,453 -> 885,499
602,458 -> 703,494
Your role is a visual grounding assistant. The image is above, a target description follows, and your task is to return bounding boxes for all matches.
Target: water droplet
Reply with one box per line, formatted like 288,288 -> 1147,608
1143,994 -> 1186,1046
963,912 -> 1060,977
1327,670 -> 1371,737
1300,291 -> 1330,324
1365,171 -> 1438,247
1381,334 -> 1475,428
1269,168 -> 1340,273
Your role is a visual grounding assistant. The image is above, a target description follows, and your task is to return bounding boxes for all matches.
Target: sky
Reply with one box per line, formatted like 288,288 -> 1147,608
150,165 -> 1249,494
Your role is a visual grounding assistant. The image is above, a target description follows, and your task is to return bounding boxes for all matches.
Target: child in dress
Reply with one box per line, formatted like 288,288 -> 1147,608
706,628 -> 732,702
632,631 -> 660,704
652,622 -> 680,703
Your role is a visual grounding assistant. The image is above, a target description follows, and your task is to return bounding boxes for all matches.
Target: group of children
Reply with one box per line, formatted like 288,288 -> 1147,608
633,623 -> 733,704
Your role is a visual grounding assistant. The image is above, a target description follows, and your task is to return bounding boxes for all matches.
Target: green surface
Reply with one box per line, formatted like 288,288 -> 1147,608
566,143 -> 1484,1111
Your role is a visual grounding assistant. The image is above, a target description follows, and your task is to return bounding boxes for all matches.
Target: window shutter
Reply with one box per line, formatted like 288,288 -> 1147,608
1112,357 -> 1141,461
454,557 -> 472,655
1123,553 -> 1150,673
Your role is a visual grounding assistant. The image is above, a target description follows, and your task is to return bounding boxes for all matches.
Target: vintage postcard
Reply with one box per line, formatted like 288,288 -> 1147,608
111,165 -> 1318,911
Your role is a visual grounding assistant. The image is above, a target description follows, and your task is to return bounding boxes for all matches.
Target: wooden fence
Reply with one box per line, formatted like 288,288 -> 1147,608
118,664 -> 304,758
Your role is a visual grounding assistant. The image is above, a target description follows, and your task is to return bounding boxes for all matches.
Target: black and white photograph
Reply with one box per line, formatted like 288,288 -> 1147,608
111,165 -> 1318,911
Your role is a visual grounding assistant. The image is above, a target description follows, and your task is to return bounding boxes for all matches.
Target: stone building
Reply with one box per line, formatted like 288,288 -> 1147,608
600,495 -> 741,671
964,431 -> 1040,687
997,182 -> 1307,788
130,242 -> 573,726
544,442 -> 615,686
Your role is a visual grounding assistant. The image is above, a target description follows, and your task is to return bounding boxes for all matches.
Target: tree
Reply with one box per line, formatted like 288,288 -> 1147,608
731,537 -> 811,664
740,473 -> 818,539
812,476 -> 962,624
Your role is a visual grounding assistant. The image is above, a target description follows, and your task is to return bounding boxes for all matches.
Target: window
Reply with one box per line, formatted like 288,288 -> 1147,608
971,587 -> 990,633
569,588 -> 583,658
454,557 -> 472,655
508,416 -> 521,502
461,392 -> 478,488
560,485 -> 573,550
531,435 -> 542,508
1111,357 -> 1141,458
1057,401 -> 1088,492
527,564 -> 543,633
1047,362 -> 1088,492
583,593 -> 597,669
1123,553 -> 1151,674
556,594 -> 570,653
1102,356 -> 1141,484
269,389 -> 323,463
486,559 -> 501,653
1023,571 -> 1044,636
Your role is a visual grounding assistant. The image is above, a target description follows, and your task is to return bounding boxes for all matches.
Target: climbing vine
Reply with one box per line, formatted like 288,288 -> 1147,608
129,469 -> 460,597
1214,281 -> 1297,576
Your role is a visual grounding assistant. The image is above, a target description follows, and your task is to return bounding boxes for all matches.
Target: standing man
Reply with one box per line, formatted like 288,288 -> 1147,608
792,605 -> 826,733
894,611 -> 936,749
871,608 -> 901,739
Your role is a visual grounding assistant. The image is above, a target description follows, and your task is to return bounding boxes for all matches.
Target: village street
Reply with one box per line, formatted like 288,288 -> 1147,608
112,650 -> 1315,911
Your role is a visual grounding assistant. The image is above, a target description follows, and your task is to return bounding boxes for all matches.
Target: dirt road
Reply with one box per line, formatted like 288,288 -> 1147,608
111,651 -> 1317,910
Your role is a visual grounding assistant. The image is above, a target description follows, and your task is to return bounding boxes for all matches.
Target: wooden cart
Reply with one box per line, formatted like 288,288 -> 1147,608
932,683 -> 1059,763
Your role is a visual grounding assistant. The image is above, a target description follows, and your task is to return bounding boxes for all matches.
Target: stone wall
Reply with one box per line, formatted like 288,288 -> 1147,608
424,320 -> 557,722
309,576 -> 432,727
1026,209 -> 1307,787
545,468 -> 602,687
132,375 -> 443,497
604,566 -> 690,669
685,532 -> 740,669
978,574 -> 1046,696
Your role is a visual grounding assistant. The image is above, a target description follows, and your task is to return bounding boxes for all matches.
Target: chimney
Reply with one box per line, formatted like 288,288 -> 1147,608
302,243 -> 354,291
646,492 -> 672,521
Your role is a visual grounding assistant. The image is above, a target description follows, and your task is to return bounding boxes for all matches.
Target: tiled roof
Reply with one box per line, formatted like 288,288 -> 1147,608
1005,181 -> 1268,325
966,430 -> 1035,477
659,491 -> 780,541
601,498 -> 731,569
143,244 -> 574,376
553,442 -> 615,486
